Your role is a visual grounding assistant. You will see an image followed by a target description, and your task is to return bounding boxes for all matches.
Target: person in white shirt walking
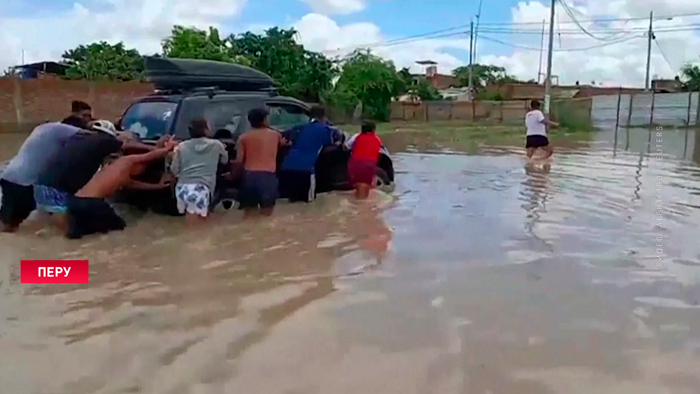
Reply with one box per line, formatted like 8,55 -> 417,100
525,99 -> 559,160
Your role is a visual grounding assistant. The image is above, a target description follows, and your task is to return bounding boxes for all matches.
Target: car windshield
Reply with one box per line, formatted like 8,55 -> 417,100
121,101 -> 177,140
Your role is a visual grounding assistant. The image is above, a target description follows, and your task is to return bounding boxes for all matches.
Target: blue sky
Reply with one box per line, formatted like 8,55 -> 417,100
240,0 -> 518,32
241,0 -> 521,60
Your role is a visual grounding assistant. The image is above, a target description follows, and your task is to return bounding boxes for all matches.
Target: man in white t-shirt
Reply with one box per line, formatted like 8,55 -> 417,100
525,99 -> 559,159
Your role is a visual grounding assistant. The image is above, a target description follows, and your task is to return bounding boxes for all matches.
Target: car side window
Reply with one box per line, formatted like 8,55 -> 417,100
267,103 -> 310,130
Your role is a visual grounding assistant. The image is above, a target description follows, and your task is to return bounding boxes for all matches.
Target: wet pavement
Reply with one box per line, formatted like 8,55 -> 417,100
2,126 -> 700,393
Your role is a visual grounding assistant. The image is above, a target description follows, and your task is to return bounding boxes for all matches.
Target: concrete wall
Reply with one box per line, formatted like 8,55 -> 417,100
0,76 -> 153,132
592,91 -> 700,128
391,99 -> 593,124
484,83 -> 645,100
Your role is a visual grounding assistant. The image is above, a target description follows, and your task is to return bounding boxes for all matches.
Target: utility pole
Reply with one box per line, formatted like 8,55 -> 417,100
644,11 -> 654,91
537,19 -> 545,83
472,0 -> 485,64
544,0 -> 556,115
468,21 -> 474,100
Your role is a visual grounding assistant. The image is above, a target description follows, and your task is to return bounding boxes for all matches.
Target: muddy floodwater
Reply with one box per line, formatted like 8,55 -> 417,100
2,126 -> 700,394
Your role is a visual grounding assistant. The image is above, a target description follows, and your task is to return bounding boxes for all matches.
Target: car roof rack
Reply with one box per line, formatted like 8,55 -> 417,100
144,57 -> 276,94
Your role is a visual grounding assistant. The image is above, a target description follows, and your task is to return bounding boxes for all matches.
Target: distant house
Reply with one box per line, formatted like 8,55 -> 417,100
8,61 -> 69,79
412,64 -> 461,90
652,77 -> 683,93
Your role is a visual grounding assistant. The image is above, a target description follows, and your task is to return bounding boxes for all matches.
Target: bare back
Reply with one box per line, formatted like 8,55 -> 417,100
75,158 -> 133,199
237,128 -> 282,172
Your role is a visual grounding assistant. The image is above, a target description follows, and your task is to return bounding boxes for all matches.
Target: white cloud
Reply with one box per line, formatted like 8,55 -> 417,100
1,0 -> 699,87
479,0 -> 700,86
0,0 -> 248,70
300,0 -> 366,15
293,13 -> 470,73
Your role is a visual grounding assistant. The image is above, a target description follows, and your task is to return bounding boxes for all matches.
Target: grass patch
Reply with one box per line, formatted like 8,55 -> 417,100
336,120 -> 596,154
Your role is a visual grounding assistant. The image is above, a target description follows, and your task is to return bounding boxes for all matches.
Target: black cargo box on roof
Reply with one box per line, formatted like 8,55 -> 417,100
144,57 -> 275,92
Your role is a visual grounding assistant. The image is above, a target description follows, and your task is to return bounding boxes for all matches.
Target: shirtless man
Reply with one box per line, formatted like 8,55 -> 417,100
65,139 -> 178,239
236,107 -> 288,217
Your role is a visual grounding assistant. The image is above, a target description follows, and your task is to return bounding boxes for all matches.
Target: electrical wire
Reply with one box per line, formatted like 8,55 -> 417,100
557,0 -> 637,41
322,25 -> 470,54
477,11 -> 700,26
477,24 -> 700,35
654,39 -> 675,72
478,33 -> 644,52
321,11 -> 700,55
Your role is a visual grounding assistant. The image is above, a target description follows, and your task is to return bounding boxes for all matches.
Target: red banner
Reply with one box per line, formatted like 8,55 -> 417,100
21,260 -> 89,283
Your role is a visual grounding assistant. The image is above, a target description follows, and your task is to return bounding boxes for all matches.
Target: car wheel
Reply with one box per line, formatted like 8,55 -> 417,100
374,167 -> 394,192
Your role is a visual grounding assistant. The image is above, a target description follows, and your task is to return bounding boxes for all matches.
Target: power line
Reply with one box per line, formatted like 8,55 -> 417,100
476,25 -> 700,35
654,39 -> 675,72
477,11 -> 700,26
322,26 -> 469,54
478,34 -> 644,52
321,11 -> 700,55
557,0 -> 637,41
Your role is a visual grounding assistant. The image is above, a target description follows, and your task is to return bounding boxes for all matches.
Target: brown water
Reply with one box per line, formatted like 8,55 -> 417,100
2,128 -> 700,393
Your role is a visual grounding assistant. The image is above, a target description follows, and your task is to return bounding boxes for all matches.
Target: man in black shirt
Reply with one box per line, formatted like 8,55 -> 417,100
34,120 -> 157,231
62,101 -> 93,129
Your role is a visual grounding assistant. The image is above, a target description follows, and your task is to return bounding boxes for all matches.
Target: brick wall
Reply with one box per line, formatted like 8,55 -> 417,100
0,76 -> 153,132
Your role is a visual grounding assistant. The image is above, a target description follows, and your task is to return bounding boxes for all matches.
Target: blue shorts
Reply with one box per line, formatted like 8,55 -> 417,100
33,185 -> 70,214
239,171 -> 278,209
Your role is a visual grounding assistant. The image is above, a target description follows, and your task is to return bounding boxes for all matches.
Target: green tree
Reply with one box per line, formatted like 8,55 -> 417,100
62,41 -> 144,80
162,26 -> 250,65
330,50 -> 403,121
680,63 -> 700,91
410,79 -> 442,101
452,64 -> 520,88
396,67 -> 415,95
228,27 -> 335,102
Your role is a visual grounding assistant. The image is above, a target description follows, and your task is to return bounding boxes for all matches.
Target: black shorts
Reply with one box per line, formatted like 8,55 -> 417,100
66,196 -> 126,239
0,179 -> 35,227
279,169 -> 316,203
526,135 -> 549,148
239,171 -> 278,209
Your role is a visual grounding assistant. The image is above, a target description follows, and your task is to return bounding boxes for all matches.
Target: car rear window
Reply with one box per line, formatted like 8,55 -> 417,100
122,101 -> 177,140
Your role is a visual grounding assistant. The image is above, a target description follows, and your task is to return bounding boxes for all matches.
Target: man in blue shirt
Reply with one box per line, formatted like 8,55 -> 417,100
0,122 -> 80,232
279,106 -> 342,203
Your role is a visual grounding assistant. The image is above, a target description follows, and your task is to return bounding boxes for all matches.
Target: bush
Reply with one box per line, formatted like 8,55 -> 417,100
551,99 -> 592,131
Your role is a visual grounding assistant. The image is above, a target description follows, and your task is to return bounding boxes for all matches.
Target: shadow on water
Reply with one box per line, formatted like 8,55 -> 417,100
3,126 -> 700,393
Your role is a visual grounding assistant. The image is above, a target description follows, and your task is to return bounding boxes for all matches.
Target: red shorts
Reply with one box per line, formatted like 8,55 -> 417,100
348,158 -> 377,186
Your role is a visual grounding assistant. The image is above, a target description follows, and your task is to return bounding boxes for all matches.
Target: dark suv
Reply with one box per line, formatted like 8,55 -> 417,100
115,58 -> 395,215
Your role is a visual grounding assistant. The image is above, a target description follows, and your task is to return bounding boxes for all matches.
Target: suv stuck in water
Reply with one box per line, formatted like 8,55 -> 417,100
115,57 -> 395,215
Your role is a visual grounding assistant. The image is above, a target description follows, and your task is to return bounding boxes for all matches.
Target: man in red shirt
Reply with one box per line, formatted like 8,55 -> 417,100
348,121 -> 383,199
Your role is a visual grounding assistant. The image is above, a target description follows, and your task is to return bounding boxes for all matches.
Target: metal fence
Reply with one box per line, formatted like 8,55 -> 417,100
592,91 -> 700,129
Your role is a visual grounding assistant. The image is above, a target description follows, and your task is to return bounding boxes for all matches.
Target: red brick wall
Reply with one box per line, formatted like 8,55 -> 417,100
0,76 -> 153,132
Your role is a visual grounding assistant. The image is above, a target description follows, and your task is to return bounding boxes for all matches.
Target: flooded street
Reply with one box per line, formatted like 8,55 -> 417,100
2,127 -> 700,393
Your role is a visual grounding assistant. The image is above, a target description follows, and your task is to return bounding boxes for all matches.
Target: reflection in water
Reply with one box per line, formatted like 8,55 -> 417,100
3,128 -> 700,393
522,163 -> 553,253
